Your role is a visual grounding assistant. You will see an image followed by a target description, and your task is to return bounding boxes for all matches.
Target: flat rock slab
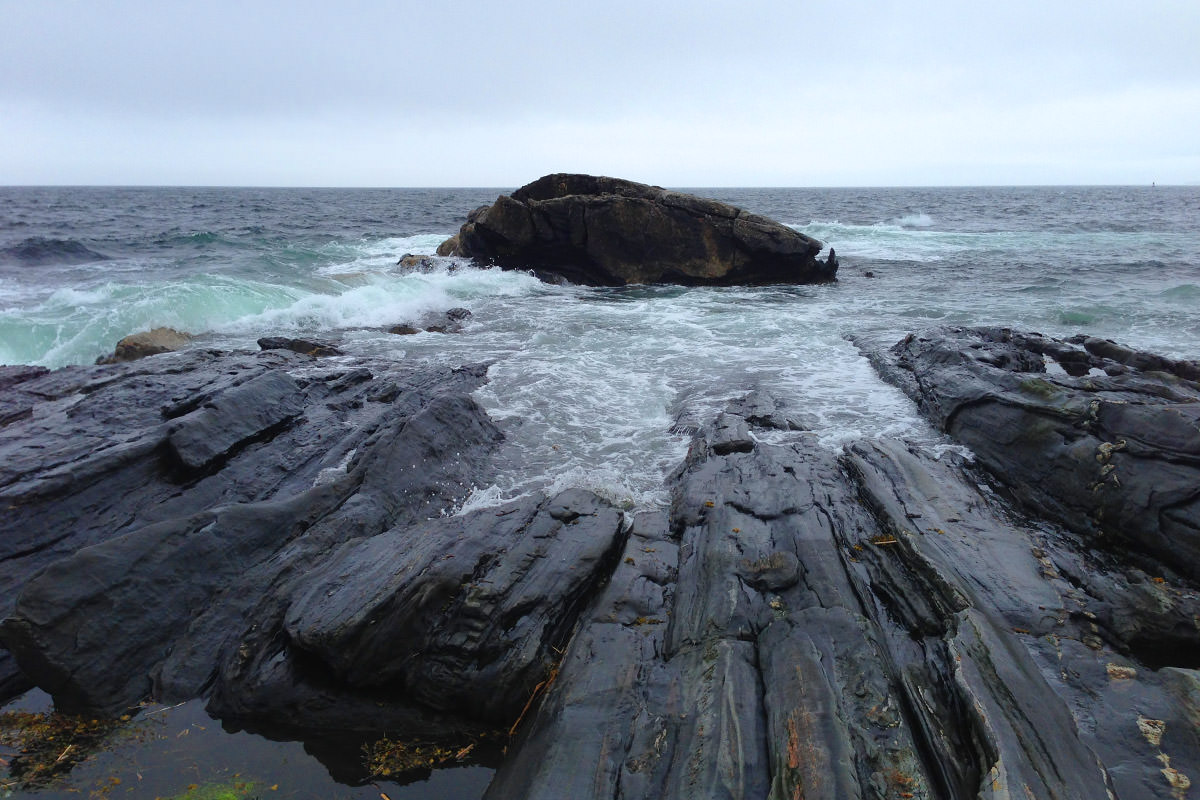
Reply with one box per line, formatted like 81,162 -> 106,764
286,488 -> 626,723
438,173 -> 838,286
167,370 -> 306,472
257,336 -> 343,356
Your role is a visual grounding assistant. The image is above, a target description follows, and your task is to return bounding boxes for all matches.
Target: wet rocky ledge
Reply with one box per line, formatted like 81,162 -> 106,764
1,326 -> 1198,799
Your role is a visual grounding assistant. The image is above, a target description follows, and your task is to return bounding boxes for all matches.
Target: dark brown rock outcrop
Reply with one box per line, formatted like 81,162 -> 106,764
437,174 -> 838,286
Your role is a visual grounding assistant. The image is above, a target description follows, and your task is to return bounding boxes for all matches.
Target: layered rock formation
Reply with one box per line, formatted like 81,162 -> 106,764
437,174 -> 838,286
866,326 -> 1200,583
0,348 -> 506,719
488,387 -> 1200,800
1,328 -> 1198,799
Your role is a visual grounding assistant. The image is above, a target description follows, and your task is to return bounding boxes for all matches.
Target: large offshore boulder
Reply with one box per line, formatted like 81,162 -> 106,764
436,173 -> 838,286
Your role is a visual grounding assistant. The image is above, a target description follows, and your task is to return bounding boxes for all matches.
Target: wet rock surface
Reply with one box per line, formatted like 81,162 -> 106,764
491,390 -> 1199,799
256,336 -> 344,357
284,487 -> 625,724
388,307 -> 472,335
94,326 -> 193,364
0,347 -> 506,721
865,326 -> 1200,582
438,174 -> 839,286
2,328 -> 1198,799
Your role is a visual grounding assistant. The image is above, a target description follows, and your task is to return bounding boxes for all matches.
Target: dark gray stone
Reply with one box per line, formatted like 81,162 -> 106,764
0,347 -> 501,713
285,488 -> 626,723
0,364 -> 51,392
842,438 -> 1198,800
709,412 -> 754,455
0,365 -> 50,427
724,388 -> 815,431
489,396 -> 1187,799
167,370 -> 305,472
388,307 -> 473,335
1,485 -> 350,712
492,417 -> 933,800
4,331 -> 1199,799
865,326 -> 1200,581
439,174 -> 838,286
257,336 -> 342,357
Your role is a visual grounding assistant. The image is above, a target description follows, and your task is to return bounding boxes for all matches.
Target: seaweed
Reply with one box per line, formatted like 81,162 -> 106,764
363,731 -> 501,778
0,709 -> 128,790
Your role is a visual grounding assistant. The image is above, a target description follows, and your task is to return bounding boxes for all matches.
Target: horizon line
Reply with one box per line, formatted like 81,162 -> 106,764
0,182 -> 1191,190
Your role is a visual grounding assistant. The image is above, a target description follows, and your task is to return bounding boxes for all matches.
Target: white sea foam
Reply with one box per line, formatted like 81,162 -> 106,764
895,212 -> 934,228
358,279 -> 945,512
40,286 -> 114,307
454,484 -> 524,516
796,221 -> 968,262
314,234 -> 450,275
6,186 -> 1198,516
219,264 -> 543,336
220,278 -> 456,333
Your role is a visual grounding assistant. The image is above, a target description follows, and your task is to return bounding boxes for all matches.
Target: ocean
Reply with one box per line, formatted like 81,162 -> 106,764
3,185 -> 1197,513
1,184 -> 1198,796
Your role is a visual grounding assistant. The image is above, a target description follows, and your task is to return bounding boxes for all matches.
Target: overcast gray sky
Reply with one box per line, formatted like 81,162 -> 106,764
3,0 -> 1198,186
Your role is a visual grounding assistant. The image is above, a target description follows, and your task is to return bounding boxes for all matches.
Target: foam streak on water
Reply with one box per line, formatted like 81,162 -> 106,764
2,185 -> 1198,512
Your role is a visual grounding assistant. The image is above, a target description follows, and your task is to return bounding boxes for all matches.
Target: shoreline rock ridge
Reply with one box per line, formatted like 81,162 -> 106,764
435,173 -> 839,286
488,382 -> 1199,799
864,325 -> 1200,583
0,329 -> 1198,798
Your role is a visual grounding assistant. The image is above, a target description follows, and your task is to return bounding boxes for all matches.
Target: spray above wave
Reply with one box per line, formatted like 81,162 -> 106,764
219,265 -> 542,337
0,258 -> 546,368
894,212 -> 934,228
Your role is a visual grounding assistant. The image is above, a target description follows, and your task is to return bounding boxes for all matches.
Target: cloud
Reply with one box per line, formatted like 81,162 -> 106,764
3,0 -> 1198,185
